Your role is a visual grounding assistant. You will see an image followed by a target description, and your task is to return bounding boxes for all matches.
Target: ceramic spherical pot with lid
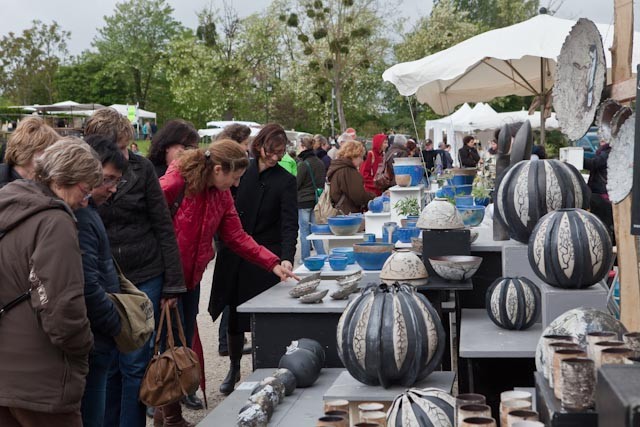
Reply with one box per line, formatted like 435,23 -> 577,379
380,249 -> 428,287
417,198 -> 465,230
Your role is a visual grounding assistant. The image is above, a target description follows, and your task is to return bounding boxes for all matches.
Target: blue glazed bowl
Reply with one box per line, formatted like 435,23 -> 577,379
310,223 -> 332,235
454,184 -> 473,196
396,227 -> 421,243
436,185 -> 456,199
303,256 -> 326,271
474,196 -> 491,207
405,220 -> 418,228
455,195 -> 474,207
447,174 -> 475,186
328,255 -> 349,271
368,197 -> 384,213
392,164 -> 423,186
353,243 -> 394,270
331,247 -> 355,265
328,215 -> 363,236
456,205 -> 486,227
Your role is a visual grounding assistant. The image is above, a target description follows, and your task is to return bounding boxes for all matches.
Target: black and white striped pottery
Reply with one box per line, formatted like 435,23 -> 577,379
486,277 -> 541,330
495,159 -> 589,243
528,208 -> 613,289
534,307 -> 627,373
336,283 -> 445,388
386,387 -> 455,427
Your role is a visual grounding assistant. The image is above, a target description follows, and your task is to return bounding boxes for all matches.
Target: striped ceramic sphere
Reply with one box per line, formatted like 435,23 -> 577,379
486,277 -> 541,330
336,283 -> 445,388
528,208 -> 613,289
386,387 -> 455,427
495,159 -> 589,243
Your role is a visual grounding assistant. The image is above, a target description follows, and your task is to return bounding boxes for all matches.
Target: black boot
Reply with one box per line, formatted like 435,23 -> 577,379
219,333 -> 243,395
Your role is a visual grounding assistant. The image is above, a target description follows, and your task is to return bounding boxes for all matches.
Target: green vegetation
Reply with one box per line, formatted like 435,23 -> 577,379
393,197 -> 421,216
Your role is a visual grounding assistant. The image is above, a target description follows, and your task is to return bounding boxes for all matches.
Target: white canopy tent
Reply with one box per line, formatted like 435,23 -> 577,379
109,104 -> 156,120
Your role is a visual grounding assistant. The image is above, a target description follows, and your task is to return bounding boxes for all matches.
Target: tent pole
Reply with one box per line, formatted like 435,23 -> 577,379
540,58 -> 546,145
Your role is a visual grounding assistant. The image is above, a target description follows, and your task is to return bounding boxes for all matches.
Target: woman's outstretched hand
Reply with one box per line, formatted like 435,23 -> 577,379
273,262 -> 299,282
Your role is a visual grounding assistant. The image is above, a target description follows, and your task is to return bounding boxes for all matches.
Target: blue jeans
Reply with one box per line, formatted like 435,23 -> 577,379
299,208 -> 325,260
82,347 -> 118,427
105,275 -> 162,427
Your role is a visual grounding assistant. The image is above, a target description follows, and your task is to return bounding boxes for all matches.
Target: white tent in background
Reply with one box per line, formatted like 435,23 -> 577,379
108,104 -> 156,120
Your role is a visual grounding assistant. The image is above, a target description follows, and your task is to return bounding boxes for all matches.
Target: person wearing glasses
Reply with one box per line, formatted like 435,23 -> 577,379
0,116 -> 59,188
208,124 -> 299,395
84,108 -> 185,427
157,138 -> 297,424
75,135 -> 127,427
0,138 -> 102,427
148,120 -> 200,178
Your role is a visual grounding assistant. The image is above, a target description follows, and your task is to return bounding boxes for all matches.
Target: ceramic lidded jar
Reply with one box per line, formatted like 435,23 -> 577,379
417,197 -> 465,230
380,249 -> 428,287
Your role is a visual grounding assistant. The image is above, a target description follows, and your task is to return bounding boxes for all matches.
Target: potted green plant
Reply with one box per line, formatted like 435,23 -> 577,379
471,177 -> 492,206
394,197 -> 420,226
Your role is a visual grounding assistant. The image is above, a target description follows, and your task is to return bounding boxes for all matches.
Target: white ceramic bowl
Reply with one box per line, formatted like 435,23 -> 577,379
417,198 -> 465,230
380,249 -> 428,286
429,255 -> 482,281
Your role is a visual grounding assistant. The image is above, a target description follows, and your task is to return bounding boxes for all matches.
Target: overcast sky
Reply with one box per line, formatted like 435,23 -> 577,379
0,0 -> 637,56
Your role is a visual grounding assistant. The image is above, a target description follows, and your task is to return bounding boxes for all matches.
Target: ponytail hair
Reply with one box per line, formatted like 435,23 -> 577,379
177,139 -> 249,196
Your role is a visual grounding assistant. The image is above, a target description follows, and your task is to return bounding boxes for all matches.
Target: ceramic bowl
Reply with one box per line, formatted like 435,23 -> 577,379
474,196 -> 491,207
328,256 -> 349,271
393,158 -> 424,186
447,170 -> 476,186
328,215 -> 362,236
454,184 -> 473,196
303,256 -> 326,271
353,243 -> 394,270
396,227 -> 420,243
331,247 -> 355,265
457,206 -> 486,227
436,185 -> 456,199
429,255 -> 483,281
395,174 -> 412,187
310,223 -> 332,235
405,220 -> 418,228
455,195 -> 475,207
416,198 -> 465,230
380,249 -> 428,286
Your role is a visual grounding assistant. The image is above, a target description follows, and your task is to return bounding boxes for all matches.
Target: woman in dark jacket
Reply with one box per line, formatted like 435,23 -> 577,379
148,119 -> 199,178
584,139 -> 613,240
209,124 -> 299,395
297,135 -> 326,260
459,135 -> 480,167
327,140 -> 375,214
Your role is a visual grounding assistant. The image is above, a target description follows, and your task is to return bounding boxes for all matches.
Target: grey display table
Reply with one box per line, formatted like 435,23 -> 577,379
198,368 -> 343,426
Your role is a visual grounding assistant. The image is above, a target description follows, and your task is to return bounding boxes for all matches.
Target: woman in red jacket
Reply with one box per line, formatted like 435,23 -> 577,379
158,139 -> 297,426
359,133 -> 388,196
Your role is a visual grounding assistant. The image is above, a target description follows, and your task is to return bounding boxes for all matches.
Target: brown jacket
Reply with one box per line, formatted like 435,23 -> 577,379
0,181 -> 93,413
327,158 -> 375,214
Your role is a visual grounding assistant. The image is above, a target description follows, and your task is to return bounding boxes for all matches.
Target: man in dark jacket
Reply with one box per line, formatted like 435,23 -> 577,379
584,139 -> 613,240
84,108 -> 185,427
77,135 -> 126,427
297,136 -> 327,260
459,135 -> 480,167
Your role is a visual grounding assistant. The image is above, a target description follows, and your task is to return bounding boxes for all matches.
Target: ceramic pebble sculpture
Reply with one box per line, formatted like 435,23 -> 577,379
386,387 -> 455,427
278,341 -> 322,387
486,277 -> 541,330
528,208 -> 613,289
336,283 -> 445,388
495,159 -> 589,243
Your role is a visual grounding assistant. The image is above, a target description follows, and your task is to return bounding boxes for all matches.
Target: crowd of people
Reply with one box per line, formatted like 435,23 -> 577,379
0,113 -> 614,427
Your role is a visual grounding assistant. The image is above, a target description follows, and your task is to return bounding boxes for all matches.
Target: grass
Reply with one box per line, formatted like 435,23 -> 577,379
131,139 -> 212,157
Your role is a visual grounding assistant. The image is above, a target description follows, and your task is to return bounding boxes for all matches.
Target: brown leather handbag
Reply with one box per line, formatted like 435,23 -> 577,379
139,305 -> 200,407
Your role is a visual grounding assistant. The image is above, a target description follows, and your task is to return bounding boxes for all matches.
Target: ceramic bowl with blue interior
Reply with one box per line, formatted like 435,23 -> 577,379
447,174 -> 475,186
456,205 -> 486,227
454,184 -> 473,196
405,220 -> 418,228
455,195 -> 474,207
393,158 -> 424,186
331,247 -> 355,265
396,227 -> 421,243
328,215 -> 362,236
436,185 -> 456,199
353,243 -> 394,270
474,196 -> 491,207
310,223 -> 332,235
367,197 -> 384,213
328,255 -> 349,271
303,255 -> 326,271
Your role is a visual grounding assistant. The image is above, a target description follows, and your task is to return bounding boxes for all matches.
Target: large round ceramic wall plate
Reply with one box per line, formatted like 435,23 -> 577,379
607,114 -> 635,204
553,18 -> 606,141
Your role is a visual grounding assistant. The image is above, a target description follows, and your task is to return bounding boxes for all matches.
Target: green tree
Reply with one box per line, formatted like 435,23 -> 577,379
93,0 -> 182,108
0,20 -> 70,104
445,0 -> 539,29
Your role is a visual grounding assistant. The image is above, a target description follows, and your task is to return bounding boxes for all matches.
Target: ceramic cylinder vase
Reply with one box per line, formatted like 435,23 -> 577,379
528,208 -> 614,289
560,357 -> 596,411
500,400 -> 531,427
455,394 -> 487,427
548,342 -> 582,387
387,388 -> 455,427
495,159 -> 589,243
486,277 -> 541,330
594,341 -> 626,369
461,417 -> 497,427
358,402 -> 384,423
586,331 -> 618,359
336,284 -> 445,388
458,404 -> 491,427
541,335 -> 575,379
601,347 -> 633,366
623,332 -> 640,354
507,410 -> 539,427
500,390 -> 532,403
553,349 -> 587,398
382,222 -> 399,244
361,411 -> 386,426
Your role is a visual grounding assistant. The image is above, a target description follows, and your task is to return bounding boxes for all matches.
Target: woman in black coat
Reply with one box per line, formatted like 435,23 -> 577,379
209,123 -> 298,394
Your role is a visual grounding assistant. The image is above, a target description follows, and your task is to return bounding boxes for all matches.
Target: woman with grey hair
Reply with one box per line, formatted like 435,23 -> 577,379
0,138 -> 102,426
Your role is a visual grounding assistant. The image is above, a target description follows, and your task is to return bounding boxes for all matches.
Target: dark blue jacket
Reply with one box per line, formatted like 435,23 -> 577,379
76,202 -> 121,353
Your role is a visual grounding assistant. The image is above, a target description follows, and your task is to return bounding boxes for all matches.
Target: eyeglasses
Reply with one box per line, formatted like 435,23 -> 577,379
102,176 -> 127,188
264,147 -> 286,160
77,183 -> 92,201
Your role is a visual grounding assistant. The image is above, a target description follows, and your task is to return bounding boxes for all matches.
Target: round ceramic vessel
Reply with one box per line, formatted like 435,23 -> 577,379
367,197 -> 384,213
417,198 -> 465,230
396,227 -> 420,243
303,256 -> 325,271
310,223 -> 332,235
387,388 -> 455,426
457,206 -> 486,227
380,249 -> 428,286
395,174 -> 412,187
352,243 -> 394,270
455,195 -> 475,207
328,215 -> 362,236
331,247 -> 355,265
454,184 -> 473,196
429,255 -> 482,281
328,256 -> 349,271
